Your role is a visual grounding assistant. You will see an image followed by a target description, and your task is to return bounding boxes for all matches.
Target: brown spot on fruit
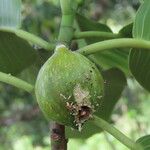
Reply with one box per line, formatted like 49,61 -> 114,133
66,101 -> 93,131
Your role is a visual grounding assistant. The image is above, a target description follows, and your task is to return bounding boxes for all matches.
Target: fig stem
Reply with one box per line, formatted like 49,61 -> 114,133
74,31 -> 121,39
77,38 -> 150,55
0,71 -> 34,93
50,122 -> 68,150
52,1 -> 78,149
92,115 -> 143,150
0,28 -> 55,51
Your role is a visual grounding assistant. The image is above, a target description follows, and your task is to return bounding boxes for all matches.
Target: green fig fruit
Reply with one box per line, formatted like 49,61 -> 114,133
35,45 -> 104,130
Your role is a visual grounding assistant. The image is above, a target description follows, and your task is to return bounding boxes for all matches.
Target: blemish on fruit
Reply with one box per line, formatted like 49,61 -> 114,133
73,84 -> 91,104
92,66 -> 95,69
66,101 -> 93,131
64,84 -> 95,131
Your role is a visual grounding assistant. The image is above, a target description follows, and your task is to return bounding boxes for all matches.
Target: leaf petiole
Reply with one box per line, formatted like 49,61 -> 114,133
74,31 -> 121,39
0,28 -> 55,51
0,71 -> 34,93
91,115 -> 143,150
77,38 -> 150,55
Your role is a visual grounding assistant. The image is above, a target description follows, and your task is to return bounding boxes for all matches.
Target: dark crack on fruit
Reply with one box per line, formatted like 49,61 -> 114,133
77,106 -> 92,123
66,102 -> 93,131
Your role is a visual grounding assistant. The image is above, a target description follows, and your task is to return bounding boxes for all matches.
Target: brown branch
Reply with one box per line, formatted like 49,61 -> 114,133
50,122 -> 68,150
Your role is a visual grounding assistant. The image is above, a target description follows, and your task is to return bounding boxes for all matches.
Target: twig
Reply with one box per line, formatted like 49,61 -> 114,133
51,0 -> 77,149
50,122 -> 68,150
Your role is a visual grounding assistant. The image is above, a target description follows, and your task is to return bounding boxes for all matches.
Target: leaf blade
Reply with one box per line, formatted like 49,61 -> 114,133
0,30 -> 37,74
76,13 -> 112,44
76,14 -> 129,74
119,23 -> 133,38
129,0 -> 150,92
136,135 -> 150,150
0,0 -> 21,28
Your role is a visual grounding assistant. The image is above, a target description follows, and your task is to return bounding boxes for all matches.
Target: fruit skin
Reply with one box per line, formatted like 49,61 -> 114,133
35,45 -> 104,129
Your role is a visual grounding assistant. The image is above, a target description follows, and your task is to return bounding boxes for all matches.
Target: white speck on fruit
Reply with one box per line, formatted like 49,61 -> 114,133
60,93 -> 67,99
96,103 -> 99,106
97,95 -> 103,99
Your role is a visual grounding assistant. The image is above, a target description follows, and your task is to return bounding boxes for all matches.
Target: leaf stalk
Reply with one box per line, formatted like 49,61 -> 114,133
0,71 -> 34,93
77,38 -> 150,55
92,116 -> 143,150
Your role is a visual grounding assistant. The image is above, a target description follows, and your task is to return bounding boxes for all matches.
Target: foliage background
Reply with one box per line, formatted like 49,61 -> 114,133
1,0 -> 150,150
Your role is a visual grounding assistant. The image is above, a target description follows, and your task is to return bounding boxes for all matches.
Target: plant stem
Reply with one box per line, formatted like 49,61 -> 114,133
0,28 -> 55,51
58,0 -> 75,45
77,38 -> 150,55
74,31 -> 121,39
51,0 -> 77,150
0,71 -> 34,93
92,115 -> 143,150
50,123 -> 68,150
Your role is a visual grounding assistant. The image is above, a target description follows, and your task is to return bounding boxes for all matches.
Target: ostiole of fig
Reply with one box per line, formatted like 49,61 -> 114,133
35,44 -> 104,131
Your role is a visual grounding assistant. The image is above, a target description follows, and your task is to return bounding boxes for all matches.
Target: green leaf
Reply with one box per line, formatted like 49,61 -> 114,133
0,0 -> 21,28
136,135 -> 150,150
66,68 -> 126,138
139,0 -> 144,3
19,49 -> 52,84
76,14 -> 112,44
96,68 -> 127,119
76,14 -> 129,74
89,49 -> 129,75
0,30 -> 37,75
129,0 -> 150,92
119,23 -> 133,38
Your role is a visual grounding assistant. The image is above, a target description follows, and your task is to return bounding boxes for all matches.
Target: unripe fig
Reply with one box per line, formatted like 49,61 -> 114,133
35,45 -> 104,130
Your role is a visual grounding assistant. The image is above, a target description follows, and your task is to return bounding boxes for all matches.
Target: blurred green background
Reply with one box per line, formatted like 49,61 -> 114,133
1,0 -> 150,150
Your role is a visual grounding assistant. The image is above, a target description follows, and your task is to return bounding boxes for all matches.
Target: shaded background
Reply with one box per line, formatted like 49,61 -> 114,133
1,0 -> 150,150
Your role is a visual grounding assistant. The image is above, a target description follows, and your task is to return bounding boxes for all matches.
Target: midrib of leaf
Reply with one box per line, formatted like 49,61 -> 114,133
133,0 -> 150,39
141,4 -> 150,39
